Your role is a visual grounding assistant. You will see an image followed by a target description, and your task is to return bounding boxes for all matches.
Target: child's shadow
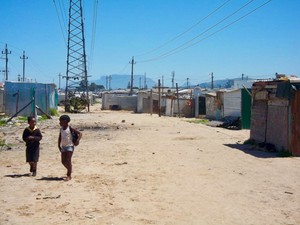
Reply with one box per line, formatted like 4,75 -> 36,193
4,173 -> 31,178
36,177 -> 64,181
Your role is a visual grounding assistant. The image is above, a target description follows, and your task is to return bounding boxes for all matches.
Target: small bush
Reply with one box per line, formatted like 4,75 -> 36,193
17,116 -> 27,122
40,114 -> 48,121
243,139 -> 256,145
0,139 -> 5,147
49,108 -> 59,116
277,150 -> 293,157
187,119 -> 209,124
0,120 -> 7,127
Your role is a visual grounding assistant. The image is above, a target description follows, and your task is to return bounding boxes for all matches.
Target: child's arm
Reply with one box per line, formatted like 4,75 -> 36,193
58,132 -> 61,151
33,129 -> 43,141
22,129 -> 28,142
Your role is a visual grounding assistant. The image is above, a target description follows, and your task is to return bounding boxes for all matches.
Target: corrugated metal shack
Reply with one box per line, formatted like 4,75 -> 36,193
101,92 -> 137,111
205,89 -> 242,120
222,89 -> 241,118
4,81 -> 57,117
137,90 -> 193,117
250,79 -> 300,156
205,92 -> 220,120
137,91 -> 160,114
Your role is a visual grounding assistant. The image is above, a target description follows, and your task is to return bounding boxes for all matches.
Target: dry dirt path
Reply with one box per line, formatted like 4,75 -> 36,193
0,105 -> 299,225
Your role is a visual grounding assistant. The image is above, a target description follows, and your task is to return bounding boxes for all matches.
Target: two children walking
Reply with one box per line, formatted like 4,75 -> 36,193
22,115 -> 82,181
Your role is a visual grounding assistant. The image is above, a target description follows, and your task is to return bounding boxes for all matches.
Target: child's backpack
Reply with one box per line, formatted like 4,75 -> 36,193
70,127 -> 79,146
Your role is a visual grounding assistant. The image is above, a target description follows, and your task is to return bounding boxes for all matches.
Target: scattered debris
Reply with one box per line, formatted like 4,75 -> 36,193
114,162 -> 128,166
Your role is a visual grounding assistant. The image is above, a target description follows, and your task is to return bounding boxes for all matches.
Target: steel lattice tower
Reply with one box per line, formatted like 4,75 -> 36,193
65,0 -> 89,112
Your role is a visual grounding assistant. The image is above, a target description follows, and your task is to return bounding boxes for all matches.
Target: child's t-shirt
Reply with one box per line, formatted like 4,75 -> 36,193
60,126 -> 73,147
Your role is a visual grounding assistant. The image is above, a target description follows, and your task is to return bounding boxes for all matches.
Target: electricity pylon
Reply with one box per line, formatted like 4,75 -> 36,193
65,0 -> 89,112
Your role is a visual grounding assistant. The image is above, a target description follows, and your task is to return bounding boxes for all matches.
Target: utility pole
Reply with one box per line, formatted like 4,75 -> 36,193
144,72 -> 147,90
158,79 -> 161,117
58,73 -> 62,90
171,71 -> 175,88
162,75 -> 164,94
2,44 -> 11,81
186,77 -> 189,89
20,51 -> 28,82
109,75 -> 112,90
211,72 -> 214,89
129,56 -> 136,95
105,75 -> 108,90
139,76 -> 141,89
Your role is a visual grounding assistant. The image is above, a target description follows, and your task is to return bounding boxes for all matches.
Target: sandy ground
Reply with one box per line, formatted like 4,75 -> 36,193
0,103 -> 300,225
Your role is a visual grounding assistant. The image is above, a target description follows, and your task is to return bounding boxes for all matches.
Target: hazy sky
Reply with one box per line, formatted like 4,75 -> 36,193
0,0 -> 299,87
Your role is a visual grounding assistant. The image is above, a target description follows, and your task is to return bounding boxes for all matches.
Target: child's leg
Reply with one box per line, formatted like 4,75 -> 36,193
32,162 -> 37,176
61,151 -> 73,180
65,151 -> 73,178
61,152 -> 68,169
29,162 -> 34,172
28,162 -> 37,176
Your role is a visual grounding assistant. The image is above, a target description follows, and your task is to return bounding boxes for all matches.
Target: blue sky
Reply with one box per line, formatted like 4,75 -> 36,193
0,0 -> 299,87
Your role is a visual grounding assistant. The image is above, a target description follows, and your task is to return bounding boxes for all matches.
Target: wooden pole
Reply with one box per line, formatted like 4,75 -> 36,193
150,89 -> 153,116
158,79 -> 161,117
176,83 -> 180,118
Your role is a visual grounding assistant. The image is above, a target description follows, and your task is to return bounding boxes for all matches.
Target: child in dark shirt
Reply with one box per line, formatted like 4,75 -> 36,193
22,116 -> 43,176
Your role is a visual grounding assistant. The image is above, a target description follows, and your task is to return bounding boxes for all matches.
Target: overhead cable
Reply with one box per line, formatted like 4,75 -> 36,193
53,0 -> 67,46
138,0 -> 272,63
135,0 -> 232,57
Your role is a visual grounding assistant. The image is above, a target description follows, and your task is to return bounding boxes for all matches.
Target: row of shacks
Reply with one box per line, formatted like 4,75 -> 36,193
102,77 -> 300,156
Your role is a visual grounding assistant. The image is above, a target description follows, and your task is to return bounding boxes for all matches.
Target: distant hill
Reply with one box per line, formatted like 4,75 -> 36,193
90,75 -> 249,90
90,74 -> 156,90
198,79 -> 234,89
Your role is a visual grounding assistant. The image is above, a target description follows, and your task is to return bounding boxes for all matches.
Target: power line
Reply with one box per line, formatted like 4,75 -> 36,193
117,62 -> 130,74
162,0 -> 273,59
137,0 -> 255,63
137,0 -> 272,63
89,0 -> 99,73
135,0 -> 232,57
53,0 -> 67,46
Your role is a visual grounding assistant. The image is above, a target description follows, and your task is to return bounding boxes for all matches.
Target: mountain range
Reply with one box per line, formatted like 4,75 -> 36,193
91,74 -> 248,90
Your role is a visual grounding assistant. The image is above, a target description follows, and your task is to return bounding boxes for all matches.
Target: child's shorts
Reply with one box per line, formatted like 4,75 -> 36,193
60,146 -> 74,153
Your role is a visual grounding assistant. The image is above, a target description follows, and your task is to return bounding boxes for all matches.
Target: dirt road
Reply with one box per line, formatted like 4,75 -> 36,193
1,105 -> 299,225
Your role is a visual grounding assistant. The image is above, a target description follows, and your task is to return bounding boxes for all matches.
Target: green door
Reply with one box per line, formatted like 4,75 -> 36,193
241,89 -> 252,129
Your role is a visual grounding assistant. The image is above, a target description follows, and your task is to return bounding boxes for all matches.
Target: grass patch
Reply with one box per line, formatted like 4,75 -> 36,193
49,108 -> 59,116
0,139 -> 5,147
277,150 -> 293,157
0,138 -> 11,150
17,116 -> 28,122
0,120 -> 7,127
187,119 -> 209,125
243,139 -> 256,145
39,114 -> 48,121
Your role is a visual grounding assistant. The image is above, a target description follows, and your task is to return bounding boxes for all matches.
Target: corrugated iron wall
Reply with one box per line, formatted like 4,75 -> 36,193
4,82 -> 57,116
266,99 -> 289,150
250,100 -> 267,143
291,91 -> 300,156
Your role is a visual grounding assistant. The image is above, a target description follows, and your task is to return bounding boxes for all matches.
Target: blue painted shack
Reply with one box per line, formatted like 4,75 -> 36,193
4,81 -> 58,116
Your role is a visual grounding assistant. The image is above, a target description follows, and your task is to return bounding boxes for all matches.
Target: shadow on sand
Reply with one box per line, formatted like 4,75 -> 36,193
4,173 -> 31,178
36,177 -> 64,181
224,143 -> 278,158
